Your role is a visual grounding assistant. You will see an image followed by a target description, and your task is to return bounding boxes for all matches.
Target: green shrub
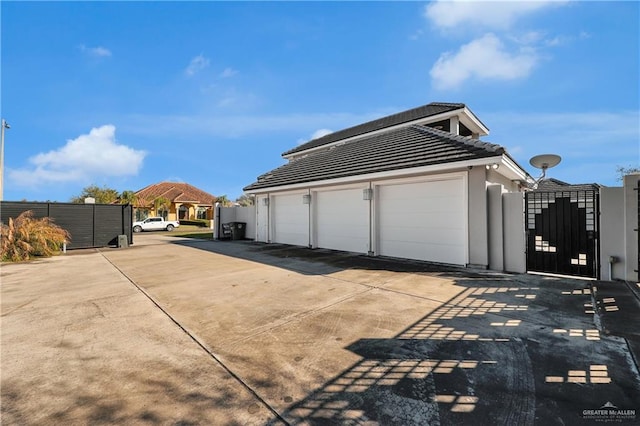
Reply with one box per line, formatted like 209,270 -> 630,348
1,211 -> 71,262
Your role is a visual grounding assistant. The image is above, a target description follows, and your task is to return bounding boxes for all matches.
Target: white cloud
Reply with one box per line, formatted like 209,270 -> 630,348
297,128 -> 333,145
311,129 -> 333,139
425,1 -> 568,31
430,33 -> 538,90
79,44 -> 112,57
185,54 -> 210,77
220,67 -> 238,78
9,125 -> 146,187
545,31 -> 591,47
509,31 -> 546,45
122,110 -> 390,142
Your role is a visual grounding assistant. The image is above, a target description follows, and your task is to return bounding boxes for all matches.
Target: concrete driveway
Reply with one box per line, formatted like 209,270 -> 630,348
2,233 -> 639,425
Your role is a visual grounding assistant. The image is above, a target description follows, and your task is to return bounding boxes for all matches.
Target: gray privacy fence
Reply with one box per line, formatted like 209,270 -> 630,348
0,202 -> 133,250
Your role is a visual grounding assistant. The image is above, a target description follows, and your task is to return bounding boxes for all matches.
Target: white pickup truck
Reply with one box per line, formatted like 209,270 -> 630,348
132,217 -> 180,233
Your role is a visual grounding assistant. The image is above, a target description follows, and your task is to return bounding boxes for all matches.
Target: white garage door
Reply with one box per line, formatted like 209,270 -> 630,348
273,193 -> 309,246
315,188 -> 369,253
377,177 -> 466,265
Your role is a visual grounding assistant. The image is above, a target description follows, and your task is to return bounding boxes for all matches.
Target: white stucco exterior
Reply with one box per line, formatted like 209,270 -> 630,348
251,162 -> 527,269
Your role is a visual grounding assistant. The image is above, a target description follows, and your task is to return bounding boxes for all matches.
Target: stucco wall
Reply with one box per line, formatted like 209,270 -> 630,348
468,166 -> 488,268
600,187 -> 625,280
217,206 -> 256,240
487,169 -> 520,192
502,192 -> 526,273
623,174 -> 639,282
487,184 -> 504,271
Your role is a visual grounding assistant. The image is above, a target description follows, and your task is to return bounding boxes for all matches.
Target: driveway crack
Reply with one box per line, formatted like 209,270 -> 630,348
98,250 -> 290,425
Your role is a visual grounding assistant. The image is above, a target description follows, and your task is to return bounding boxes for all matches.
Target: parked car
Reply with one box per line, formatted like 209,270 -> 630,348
132,217 -> 180,233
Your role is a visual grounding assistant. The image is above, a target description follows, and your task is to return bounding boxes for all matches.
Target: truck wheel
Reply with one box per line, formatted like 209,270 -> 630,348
166,224 -> 174,231
133,225 -> 142,233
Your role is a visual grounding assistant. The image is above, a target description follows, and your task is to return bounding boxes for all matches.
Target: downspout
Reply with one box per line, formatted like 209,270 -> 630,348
215,202 -> 221,240
308,189 -> 312,248
368,182 -> 374,256
267,193 -> 271,243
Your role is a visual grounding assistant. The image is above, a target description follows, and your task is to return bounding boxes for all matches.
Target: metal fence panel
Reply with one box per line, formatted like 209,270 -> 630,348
0,202 -> 133,249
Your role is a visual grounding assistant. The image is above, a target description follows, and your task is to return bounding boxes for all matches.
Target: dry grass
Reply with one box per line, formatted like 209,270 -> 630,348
1,210 -> 71,262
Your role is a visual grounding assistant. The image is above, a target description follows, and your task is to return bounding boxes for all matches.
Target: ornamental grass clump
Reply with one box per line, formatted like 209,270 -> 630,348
1,210 -> 71,262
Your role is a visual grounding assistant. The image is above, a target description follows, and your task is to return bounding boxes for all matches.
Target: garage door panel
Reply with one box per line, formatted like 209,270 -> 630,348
385,225 -> 465,244
273,194 -> 308,246
316,189 -> 368,253
381,239 -> 463,263
378,177 -> 466,265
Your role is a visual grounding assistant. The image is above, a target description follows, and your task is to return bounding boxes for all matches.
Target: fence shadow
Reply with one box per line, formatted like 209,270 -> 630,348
171,239 -> 492,278
169,238 -> 640,425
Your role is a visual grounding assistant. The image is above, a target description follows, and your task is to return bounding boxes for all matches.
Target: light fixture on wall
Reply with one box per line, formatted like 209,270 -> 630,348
262,197 -> 269,206
302,194 -> 311,204
485,163 -> 500,170
363,188 -> 373,200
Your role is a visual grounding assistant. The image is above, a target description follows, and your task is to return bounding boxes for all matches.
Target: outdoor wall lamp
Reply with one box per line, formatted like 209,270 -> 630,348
262,197 -> 269,206
363,188 -> 373,200
302,194 -> 311,204
486,163 -> 500,170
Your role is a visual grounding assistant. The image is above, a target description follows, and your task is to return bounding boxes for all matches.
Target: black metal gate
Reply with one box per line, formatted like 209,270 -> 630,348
0,202 -> 133,249
526,189 -> 599,278
636,178 -> 639,276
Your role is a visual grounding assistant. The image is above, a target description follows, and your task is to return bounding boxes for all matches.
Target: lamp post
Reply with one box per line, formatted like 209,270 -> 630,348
0,119 -> 10,201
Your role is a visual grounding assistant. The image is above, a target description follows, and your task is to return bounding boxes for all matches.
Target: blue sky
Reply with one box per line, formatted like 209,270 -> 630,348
1,1 -> 638,202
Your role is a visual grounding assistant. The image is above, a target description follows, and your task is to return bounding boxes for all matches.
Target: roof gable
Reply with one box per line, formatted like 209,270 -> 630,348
283,102 -> 481,157
245,125 -> 504,191
135,182 -> 217,205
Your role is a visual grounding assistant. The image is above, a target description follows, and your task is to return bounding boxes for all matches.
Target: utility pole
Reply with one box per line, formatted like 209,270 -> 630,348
0,119 -> 10,201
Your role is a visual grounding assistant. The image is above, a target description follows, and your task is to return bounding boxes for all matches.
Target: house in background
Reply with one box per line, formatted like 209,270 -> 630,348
134,182 -> 217,222
244,102 -> 532,270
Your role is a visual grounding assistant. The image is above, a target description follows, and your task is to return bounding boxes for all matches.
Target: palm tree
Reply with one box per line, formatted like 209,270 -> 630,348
236,193 -> 254,206
153,196 -> 171,220
216,195 -> 233,207
118,190 -> 139,206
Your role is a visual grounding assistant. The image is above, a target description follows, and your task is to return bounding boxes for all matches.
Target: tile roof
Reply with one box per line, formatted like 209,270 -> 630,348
244,125 -> 505,191
535,178 -> 601,192
135,182 -> 217,205
283,102 -> 470,156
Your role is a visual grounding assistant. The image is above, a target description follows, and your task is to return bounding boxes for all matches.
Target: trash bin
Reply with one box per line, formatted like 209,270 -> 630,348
230,222 -> 246,240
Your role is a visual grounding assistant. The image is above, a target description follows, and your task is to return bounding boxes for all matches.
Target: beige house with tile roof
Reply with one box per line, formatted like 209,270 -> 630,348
134,182 -> 217,222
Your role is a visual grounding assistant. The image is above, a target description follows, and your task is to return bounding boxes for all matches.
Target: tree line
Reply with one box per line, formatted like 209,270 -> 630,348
69,185 -> 254,206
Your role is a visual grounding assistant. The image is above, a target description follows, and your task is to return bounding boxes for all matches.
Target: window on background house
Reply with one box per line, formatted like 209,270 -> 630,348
197,207 -> 207,219
179,205 -> 188,220
135,209 -> 150,221
158,208 -> 168,220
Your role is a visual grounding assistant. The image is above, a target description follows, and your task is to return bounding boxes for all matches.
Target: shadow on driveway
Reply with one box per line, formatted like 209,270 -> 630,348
171,239 -> 640,425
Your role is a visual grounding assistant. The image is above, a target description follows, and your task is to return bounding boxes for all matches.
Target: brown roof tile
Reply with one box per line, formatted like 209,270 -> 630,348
135,182 -> 217,205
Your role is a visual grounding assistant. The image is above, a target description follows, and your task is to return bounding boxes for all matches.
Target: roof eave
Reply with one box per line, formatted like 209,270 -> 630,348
245,156 -> 507,194
461,106 -> 490,136
284,105 -> 491,160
